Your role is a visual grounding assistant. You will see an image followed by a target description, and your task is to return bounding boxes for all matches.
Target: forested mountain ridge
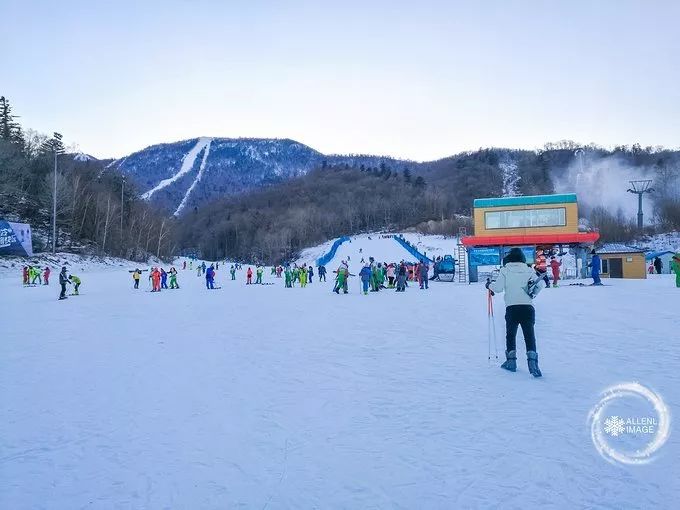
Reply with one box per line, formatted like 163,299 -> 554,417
107,137 -> 416,215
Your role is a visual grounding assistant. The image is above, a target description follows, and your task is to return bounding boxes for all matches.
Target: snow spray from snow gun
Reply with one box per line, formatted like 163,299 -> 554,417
486,285 -> 499,364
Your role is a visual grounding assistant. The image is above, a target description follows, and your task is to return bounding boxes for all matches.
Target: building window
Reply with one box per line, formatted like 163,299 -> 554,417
484,207 -> 566,229
601,259 -> 609,273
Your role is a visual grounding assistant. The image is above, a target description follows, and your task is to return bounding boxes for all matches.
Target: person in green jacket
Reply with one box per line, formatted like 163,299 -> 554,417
31,266 -> 42,285
671,253 -> 680,288
255,265 -> 263,284
299,264 -> 308,287
333,261 -> 350,294
230,265 -> 236,280
69,274 -> 81,295
169,267 -> 179,289
284,266 -> 292,288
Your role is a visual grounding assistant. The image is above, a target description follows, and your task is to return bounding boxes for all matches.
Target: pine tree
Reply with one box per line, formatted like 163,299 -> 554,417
40,132 -> 65,155
0,96 -> 24,144
403,167 -> 412,183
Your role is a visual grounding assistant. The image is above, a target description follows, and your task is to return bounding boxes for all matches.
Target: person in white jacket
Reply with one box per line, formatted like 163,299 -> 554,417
486,247 -> 543,377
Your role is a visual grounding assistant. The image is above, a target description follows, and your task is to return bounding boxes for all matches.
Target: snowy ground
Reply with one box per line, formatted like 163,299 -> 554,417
1,252 -> 679,508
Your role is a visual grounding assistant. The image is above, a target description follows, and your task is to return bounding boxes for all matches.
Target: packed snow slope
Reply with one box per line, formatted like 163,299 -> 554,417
1,264 -> 678,508
297,233 -> 457,274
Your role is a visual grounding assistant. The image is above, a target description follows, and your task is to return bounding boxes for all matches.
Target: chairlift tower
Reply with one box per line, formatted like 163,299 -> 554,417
626,180 -> 654,229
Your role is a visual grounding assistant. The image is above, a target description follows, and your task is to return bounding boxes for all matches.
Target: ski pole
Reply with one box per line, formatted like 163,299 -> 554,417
487,289 -> 499,362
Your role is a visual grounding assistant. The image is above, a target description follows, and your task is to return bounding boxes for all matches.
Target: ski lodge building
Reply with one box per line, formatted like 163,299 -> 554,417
460,193 -> 599,282
597,244 -> 647,279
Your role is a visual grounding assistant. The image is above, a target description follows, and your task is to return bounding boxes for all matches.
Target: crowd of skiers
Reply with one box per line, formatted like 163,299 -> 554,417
337,257 -> 431,295
23,246 -> 680,305
131,267 -> 180,291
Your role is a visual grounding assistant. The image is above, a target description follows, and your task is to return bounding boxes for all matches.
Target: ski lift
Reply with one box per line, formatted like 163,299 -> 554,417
435,254 -> 456,282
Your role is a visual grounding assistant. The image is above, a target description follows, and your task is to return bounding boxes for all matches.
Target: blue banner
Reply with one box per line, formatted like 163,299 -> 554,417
469,247 -> 500,266
0,220 -> 33,257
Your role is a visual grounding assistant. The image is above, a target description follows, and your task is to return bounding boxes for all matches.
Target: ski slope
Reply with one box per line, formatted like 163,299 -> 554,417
141,137 -> 212,200
297,233 -> 457,275
1,257 -> 678,508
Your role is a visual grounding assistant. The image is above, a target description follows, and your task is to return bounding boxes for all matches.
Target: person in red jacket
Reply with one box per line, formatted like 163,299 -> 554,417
549,256 -> 562,287
43,266 -> 51,285
534,249 -> 551,288
22,266 -> 29,285
246,267 -> 253,284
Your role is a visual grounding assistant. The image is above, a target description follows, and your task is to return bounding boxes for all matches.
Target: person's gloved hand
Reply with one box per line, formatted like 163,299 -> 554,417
485,278 -> 494,295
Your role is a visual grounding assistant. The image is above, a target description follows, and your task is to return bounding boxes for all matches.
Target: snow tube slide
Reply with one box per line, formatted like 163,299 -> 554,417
316,236 -> 351,267
393,236 -> 434,264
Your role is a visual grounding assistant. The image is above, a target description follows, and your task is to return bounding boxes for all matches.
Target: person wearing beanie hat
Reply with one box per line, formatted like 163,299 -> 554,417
486,247 -> 544,377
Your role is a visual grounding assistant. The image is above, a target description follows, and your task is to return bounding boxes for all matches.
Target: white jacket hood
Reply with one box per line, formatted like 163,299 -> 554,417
489,262 -> 542,306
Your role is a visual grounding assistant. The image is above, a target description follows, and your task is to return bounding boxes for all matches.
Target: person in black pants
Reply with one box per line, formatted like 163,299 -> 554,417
58,266 -> 69,300
486,248 -> 544,377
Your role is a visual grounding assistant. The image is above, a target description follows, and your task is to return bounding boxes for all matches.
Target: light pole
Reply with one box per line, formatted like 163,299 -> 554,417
626,180 -> 654,229
121,176 -> 125,237
51,138 -> 59,253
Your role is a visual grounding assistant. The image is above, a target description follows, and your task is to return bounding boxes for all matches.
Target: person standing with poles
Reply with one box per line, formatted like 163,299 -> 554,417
486,247 -> 544,377
58,266 -> 69,300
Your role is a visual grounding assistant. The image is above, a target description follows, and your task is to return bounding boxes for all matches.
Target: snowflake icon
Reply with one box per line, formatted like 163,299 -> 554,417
604,416 -> 626,437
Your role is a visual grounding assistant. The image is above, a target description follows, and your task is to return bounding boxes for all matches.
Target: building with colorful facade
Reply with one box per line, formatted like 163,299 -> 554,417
461,193 -> 599,282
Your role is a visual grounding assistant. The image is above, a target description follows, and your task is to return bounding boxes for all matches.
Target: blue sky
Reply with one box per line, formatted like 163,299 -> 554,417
3,0 -> 679,160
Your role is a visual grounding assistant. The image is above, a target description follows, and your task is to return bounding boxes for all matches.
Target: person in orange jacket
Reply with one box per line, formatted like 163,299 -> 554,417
549,256 -> 562,287
246,267 -> 253,284
151,267 -> 162,292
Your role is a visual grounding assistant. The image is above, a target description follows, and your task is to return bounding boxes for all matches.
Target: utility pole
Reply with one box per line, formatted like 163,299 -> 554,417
626,180 -> 654,229
51,132 -> 65,253
121,176 -> 125,239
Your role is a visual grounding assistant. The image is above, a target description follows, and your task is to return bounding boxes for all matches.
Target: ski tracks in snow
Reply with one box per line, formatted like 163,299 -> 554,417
173,139 -> 212,216
141,137 -> 212,201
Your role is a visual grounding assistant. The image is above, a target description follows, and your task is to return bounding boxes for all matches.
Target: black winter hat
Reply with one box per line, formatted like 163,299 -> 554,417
505,247 -> 526,264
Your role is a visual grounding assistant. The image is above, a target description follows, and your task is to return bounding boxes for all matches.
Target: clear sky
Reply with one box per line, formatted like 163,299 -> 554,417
3,0 -> 679,161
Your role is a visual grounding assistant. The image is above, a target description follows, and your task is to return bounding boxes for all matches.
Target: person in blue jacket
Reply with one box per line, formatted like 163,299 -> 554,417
318,265 -> 327,282
307,265 -> 314,283
160,268 -> 168,289
588,249 -> 602,286
206,264 -> 215,289
359,263 -> 372,295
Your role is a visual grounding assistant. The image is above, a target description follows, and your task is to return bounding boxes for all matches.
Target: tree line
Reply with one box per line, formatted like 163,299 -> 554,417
0,96 -> 175,260
177,165 -> 443,263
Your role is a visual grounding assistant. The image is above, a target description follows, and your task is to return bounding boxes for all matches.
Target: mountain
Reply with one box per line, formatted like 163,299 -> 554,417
106,137 -> 417,215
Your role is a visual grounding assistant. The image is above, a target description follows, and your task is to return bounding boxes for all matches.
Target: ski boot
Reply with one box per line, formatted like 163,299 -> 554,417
527,351 -> 542,378
500,350 -> 517,372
